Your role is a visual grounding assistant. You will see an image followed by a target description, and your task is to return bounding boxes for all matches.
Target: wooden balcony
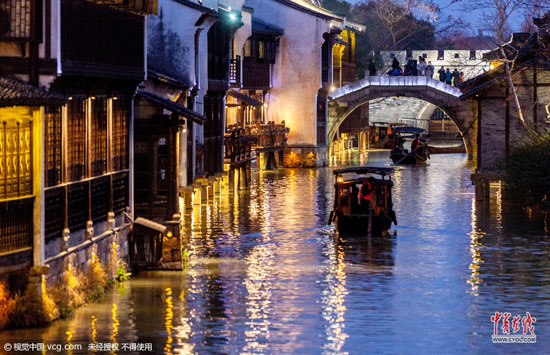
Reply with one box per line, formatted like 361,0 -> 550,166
224,127 -> 256,166
249,121 -> 289,151
225,121 -> 289,166
44,171 -> 128,242
242,59 -> 270,90
229,56 -> 241,86
61,0 -> 145,79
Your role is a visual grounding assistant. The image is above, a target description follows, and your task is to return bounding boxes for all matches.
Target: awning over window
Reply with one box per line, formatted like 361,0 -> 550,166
0,76 -> 66,107
136,90 -> 205,125
227,90 -> 263,107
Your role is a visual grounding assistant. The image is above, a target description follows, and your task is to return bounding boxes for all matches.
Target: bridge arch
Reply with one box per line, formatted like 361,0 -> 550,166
327,76 -> 476,159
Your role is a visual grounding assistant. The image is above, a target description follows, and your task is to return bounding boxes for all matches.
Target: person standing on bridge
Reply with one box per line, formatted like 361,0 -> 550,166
368,58 -> 377,76
417,56 -> 427,75
426,61 -> 435,78
445,68 -> 452,84
438,66 -> 446,82
452,69 -> 460,86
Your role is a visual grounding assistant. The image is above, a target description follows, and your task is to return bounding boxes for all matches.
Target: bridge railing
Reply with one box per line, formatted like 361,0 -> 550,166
329,76 -> 463,100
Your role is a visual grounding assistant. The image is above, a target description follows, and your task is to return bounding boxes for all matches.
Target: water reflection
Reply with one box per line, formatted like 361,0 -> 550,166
2,151 -> 550,353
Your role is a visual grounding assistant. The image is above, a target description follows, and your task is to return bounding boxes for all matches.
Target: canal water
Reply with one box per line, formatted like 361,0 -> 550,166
2,151 -> 550,354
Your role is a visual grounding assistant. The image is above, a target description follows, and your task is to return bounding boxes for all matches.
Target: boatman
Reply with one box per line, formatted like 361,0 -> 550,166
411,134 -> 420,151
358,179 -> 375,212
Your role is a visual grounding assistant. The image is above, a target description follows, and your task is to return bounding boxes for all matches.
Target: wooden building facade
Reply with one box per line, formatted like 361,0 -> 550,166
0,0 -> 155,286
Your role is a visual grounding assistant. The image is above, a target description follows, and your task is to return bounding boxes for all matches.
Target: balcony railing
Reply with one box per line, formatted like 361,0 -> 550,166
0,196 -> 34,254
44,171 -> 129,242
229,56 -> 241,85
224,127 -> 255,165
249,121 -> 289,149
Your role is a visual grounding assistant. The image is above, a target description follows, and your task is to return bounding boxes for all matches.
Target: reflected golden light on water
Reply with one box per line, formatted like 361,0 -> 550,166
164,288 -> 174,355
493,182 -> 503,233
322,242 -> 349,353
111,303 -> 118,355
243,206 -> 274,355
174,288 -> 194,354
289,169 -> 296,196
468,198 -> 485,295
66,330 -> 73,355
91,315 -> 97,347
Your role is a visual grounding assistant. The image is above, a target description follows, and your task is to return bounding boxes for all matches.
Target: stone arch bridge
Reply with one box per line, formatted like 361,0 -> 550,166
327,76 -> 475,159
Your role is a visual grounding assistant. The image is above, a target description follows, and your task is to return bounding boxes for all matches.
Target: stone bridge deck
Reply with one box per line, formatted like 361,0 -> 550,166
329,76 -> 462,101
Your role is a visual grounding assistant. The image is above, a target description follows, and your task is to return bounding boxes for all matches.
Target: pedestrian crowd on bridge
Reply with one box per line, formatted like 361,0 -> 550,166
382,56 -> 465,86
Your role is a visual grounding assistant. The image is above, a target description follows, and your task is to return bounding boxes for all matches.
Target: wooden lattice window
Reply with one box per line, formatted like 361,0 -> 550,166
45,106 -> 62,187
91,98 -> 107,177
67,99 -> 85,182
0,0 -> 32,39
0,118 -> 33,199
112,98 -> 128,171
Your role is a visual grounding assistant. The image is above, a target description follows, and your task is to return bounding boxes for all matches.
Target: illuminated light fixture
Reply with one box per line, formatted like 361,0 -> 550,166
330,86 -> 336,92
337,176 -> 344,183
68,96 -> 73,100
167,232 -> 173,238
182,128 -> 187,134
489,63 -> 495,70
229,13 -> 236,21
90,96 -> 96,100
238,105 -> 242,109
228,6 -> 231,11
112,97 -> 118,100
263,103 -> 267,108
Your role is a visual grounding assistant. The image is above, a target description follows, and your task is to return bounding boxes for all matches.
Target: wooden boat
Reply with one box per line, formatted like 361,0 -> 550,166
390,126 -> 430,164
368,122 -> 406,149
329,167 -> 397,236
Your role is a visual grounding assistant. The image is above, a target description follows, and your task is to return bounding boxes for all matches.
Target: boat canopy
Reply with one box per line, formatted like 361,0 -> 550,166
392,126 -> 425,134
333,166 -> 394,176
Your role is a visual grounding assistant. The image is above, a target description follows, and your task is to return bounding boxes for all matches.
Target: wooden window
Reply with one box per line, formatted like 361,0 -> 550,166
45,106 -> 62,187
470,50 -> 476,60
0,118 -> 33,199
90,97 -> 107,176
437,49 -> 444,60
112,98 -> 128,171
244,40 -> 251,57
258,41 -> 265,60
67,99 -> 86,181
0,0 -> 32,39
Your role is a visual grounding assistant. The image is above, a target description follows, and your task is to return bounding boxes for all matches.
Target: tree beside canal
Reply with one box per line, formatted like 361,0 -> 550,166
505,132 -> 550,210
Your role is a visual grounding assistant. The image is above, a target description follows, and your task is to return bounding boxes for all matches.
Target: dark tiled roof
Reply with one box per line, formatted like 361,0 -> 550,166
147,70 -> 189,89
0,76 -> 66,107
252,18 -> 284,36
483,33 -> 537,62
136,90 -> 205,124
460,32 -> 543,98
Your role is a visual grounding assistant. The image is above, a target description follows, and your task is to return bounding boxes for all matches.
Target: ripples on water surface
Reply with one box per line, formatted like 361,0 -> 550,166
2,151 -> 550,354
